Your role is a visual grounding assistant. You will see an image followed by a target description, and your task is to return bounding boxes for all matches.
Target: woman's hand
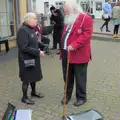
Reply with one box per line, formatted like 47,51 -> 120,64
40,51 -> 45,56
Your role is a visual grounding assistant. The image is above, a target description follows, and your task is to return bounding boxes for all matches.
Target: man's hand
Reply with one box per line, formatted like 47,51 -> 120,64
68,45 -> 74,51
40,51 -> 45,56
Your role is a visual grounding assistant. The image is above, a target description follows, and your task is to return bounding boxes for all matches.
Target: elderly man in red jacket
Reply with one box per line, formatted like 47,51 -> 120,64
60,1 -> 93,106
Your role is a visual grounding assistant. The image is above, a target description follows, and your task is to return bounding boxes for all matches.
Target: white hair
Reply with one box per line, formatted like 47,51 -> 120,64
64,1 -> 84,25
24,12 -> 36,22
65,1 -> 84,14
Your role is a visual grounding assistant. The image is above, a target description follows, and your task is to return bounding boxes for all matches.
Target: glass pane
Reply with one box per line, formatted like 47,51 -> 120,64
32,0 -> 36,12
44,2 -> 49,14
0,13 -> 8,25
111,2 -> 116,8
112,0 -> 116,2
105,0 -> 116,2
96,2 -> 102,11
0,26 -> 11,37
8,0 -> 15,24
0,0 -> 16,38
80,2 -> 89,12
8,0 -> 16,36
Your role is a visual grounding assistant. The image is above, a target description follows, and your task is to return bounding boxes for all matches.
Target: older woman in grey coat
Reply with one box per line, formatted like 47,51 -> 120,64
17,13 -> 45,105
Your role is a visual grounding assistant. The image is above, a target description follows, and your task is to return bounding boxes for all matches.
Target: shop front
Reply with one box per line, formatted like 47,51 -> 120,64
0,0 -> 27,50
77,0 -> 117,19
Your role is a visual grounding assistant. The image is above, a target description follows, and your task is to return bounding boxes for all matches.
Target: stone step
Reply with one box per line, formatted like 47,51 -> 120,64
92,33 -> 120,42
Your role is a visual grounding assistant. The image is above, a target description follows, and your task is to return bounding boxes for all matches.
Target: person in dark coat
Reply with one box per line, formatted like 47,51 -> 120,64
17,12 -> 45,105
50,6 -> 64,54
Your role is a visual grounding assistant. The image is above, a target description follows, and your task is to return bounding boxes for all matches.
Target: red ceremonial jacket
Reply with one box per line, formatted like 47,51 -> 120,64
60,13 -> 93,64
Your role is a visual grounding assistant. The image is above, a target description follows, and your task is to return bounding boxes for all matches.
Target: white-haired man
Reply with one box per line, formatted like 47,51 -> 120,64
60,1 -> 93,106
17,13 -> 45,105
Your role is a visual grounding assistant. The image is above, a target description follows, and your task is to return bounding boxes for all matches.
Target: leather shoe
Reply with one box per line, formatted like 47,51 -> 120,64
106,30 -> 111,32
21,97 -> 35,105
74,99 -> 87,106
61,98 -> 70,105
31,92 -> 44,98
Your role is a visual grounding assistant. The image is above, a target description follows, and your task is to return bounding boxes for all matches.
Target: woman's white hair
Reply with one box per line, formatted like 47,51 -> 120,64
24,12 -> 36,22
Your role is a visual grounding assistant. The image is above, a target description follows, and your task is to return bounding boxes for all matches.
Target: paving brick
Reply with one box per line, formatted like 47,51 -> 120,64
0,40 -> 120,120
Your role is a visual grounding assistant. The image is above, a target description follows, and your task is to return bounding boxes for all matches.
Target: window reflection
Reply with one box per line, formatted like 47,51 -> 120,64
0,0 -> 16,38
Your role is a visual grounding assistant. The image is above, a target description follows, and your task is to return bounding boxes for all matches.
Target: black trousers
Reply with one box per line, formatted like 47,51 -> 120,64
62,50 -> 88,101
53,27 -> 63,49
113,25 -> 119,34
53,33 -> 60,49
101,17 -> 110,31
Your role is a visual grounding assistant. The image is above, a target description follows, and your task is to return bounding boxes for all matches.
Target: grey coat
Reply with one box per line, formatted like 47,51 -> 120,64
112,6 -> 120,19
17,23 -> 43,83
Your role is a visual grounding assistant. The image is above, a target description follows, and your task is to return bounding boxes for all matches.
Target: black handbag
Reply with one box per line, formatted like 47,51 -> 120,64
21,54 -> 35,68
24,59 -> 35,68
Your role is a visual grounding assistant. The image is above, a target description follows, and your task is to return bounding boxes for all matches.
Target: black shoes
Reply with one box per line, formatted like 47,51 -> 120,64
61,97 -> 87,106
31,92 -> 44,98
100,27 -> 103,32
21,92 -> 44,105
74,99 -> 87,106
21,97 -> 35,105
100,27 -> 111,32
106,30 -> 111,32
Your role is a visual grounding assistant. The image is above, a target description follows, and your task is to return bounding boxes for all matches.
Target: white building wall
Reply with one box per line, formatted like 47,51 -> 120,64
78,0 -> 118,18
33,0 -> 77,14
36,0 -> 44,13
31,0 -> 117,18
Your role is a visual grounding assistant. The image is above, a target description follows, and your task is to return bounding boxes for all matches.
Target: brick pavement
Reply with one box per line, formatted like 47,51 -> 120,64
0,40 -> 120,120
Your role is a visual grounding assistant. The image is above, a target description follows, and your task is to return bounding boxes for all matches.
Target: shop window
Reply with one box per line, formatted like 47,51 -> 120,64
105,0 -> 117,2
44,2 -> 49,14
0,0 -> 16,38
32,0 -> 36,12
96,2 -> 102,11
112,0 -> 116,2
56,2 -> 58,5
111,2 -> 116,8
80,2 -> 90,12
76,0 -> 79,4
